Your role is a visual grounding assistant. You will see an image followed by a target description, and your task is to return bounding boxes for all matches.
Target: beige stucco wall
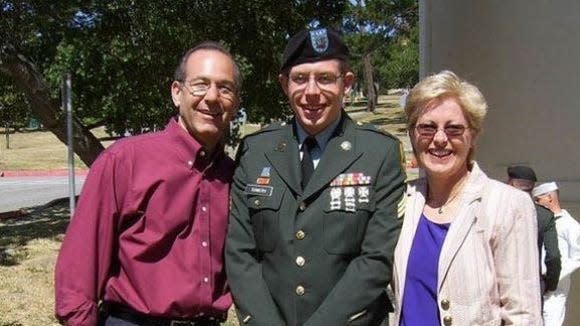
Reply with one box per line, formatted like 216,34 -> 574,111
420,1 -> 580,204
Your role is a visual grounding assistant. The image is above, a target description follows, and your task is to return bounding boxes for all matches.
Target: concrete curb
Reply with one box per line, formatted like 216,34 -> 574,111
0,169 -> 88,177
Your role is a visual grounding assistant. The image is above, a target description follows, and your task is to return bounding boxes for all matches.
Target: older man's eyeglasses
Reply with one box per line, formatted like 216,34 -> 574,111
179,80 -> 236,101
414,123 -> 469,138
289,72 -> 343,89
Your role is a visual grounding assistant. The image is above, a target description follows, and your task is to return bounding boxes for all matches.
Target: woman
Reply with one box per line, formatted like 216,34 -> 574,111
393,71 -> 542,325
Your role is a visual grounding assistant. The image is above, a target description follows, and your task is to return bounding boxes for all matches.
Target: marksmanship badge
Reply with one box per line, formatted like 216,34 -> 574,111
344,187 -> 356,212
309,28 -> 329,53
330,187 -> 342,210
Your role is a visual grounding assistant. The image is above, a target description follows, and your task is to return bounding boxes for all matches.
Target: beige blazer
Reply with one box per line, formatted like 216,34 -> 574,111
393,163 -> 542,325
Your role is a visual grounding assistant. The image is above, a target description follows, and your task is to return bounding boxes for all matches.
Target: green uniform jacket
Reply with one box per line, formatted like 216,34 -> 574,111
225,114 -> 406,326
536,204 -> 561,292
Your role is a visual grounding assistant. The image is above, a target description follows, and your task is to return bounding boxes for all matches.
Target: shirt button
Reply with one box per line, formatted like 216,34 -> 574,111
440,299 -> 450,310
203,277 -> 209,283
202,241 -> 208,247
295,230 -> 306,240
299,202 -> 307,211
199,150 -> 206,157
443,316 -> 452,325
187,160 -> 193,167
201,206 -> 207,212
295,285 -> 305,296
295,256 -> 306,267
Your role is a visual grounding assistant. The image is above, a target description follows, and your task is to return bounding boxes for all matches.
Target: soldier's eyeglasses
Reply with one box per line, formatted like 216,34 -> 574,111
414,123 -> 469,138
179,80 -> 236,101
289,72 -> 343,89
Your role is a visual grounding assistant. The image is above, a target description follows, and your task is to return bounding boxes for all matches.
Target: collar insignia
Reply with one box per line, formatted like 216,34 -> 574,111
340,141 -> 352,151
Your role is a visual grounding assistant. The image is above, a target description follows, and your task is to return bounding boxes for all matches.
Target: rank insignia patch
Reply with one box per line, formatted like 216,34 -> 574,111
397,194 -> 407,219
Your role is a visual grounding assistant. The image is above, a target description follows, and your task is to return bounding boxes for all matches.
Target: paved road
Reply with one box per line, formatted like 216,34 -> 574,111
0,175 -> 85,212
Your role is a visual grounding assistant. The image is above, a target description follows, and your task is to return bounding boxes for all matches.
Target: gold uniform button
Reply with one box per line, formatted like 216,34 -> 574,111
295,285 -> 305,296
443,316 -> 452,325
296,256 -> 306,267
295,230 -> 306,240
299,202 -> 307,211
254,199 -> 261,207
277,141 -> 287,151
440,299 -> 450,310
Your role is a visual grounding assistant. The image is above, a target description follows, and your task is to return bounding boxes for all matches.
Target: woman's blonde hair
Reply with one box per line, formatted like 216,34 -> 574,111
404,70 -> 488,135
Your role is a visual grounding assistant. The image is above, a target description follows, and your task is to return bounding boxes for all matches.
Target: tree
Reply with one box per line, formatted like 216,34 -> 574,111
0,0 -> 347,166
0,76 -> 30,130
0,75 -> 32,149
344,0 -> 418,111
375,24 -> 419,90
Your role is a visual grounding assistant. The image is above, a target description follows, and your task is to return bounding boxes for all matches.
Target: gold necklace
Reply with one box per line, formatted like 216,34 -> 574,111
435,191 -> 461,214
429,175 -> 469,214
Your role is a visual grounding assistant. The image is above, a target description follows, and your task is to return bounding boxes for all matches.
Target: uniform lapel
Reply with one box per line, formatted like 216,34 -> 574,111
303,117 -> 361,199
264,124 -> 302,195
437,165 -> 486,291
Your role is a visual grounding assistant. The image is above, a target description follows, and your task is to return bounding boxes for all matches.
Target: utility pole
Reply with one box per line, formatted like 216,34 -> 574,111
62,73 -> 76,215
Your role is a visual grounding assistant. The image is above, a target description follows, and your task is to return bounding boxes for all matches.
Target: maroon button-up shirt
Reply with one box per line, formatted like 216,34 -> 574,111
55,119 -> 233,325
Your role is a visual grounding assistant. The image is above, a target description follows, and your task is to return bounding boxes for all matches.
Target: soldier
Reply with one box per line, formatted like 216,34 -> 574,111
533,182 -> 580,325
225,26 -> 406,325
507,166 -> 562,294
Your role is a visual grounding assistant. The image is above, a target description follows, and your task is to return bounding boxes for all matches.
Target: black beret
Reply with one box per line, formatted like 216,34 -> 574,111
507,165 -> 537,182
280,27 -> 349,71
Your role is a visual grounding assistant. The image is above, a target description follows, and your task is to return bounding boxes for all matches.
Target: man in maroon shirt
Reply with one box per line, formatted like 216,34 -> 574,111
55,42 -> 240,326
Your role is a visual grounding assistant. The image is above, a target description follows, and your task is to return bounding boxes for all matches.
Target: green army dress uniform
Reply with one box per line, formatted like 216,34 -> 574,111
536,204 -> 561,292
225,113 -> 406,325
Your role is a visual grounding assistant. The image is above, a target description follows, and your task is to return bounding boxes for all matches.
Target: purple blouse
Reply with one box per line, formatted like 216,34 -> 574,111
55,119 -> 233,325
400,213 -> 450,326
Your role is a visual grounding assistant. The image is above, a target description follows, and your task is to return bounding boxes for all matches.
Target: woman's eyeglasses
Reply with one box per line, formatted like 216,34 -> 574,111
414,123 -> 469,137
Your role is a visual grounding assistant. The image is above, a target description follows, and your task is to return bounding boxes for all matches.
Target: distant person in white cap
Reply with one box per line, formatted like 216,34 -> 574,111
533,182 -> 580,326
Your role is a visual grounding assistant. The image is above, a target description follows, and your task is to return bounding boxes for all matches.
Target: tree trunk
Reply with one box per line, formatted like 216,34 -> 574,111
4,121 -> 9,149
0,44 -> 104,166
363,53 -> 377,112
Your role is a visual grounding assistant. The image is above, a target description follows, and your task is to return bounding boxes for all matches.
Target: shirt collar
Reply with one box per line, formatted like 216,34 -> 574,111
165,117 -> 225,166
296,113 -> 342,152
554,209 -> 568,219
